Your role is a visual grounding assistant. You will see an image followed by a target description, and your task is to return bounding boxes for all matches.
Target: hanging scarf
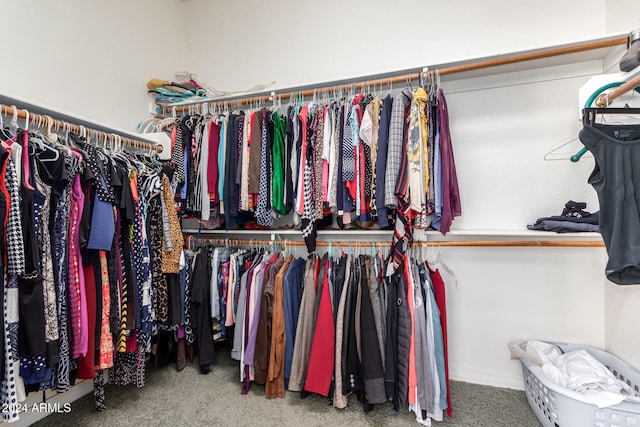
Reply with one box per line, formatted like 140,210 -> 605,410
390,106 -> 413,269
407,88 -> 429,213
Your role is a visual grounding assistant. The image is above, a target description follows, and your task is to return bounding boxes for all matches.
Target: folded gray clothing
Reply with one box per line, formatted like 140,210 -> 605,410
530,211 -> 599,227
527,220 -> 600,233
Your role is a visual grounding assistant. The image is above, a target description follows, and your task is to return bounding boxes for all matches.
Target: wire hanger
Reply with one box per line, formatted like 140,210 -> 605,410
543,134 -> 593,161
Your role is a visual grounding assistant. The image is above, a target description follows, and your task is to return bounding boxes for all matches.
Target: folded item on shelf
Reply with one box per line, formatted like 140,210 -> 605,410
527,200 -> 599,232
561,200 -> 593,219
528,219 -> 600,233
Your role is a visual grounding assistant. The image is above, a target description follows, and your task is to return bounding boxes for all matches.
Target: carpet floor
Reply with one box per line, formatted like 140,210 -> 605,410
34,347 -> 540,426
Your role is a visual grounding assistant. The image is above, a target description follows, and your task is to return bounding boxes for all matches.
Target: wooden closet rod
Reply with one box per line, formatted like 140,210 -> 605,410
594,73 -> 640,106
185,236 -> 604,248
0,104 -> 163,153
167,36 -> 626,114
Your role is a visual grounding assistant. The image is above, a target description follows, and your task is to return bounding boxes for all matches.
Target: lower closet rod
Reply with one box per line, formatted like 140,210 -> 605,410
185,236 -> 604,248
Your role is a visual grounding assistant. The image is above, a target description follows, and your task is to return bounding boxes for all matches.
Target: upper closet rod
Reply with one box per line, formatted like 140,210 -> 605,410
0,104 -> 163,153
164,35 -> 626,115
185,236 -> 604,248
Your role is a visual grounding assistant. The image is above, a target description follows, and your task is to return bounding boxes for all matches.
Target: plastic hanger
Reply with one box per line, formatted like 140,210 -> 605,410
428,242 -> 459,287
372,241 -> 379,278
38,140 -> 60,163
23,110 -> 44,154
21,110 -> 29,132
9,106 -> 18,133
570,82 -> 640,162
33,113 -> 41,131
0,108 -> 15,142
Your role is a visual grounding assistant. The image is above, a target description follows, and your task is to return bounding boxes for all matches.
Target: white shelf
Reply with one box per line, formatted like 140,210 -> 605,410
443,230 -> 601,239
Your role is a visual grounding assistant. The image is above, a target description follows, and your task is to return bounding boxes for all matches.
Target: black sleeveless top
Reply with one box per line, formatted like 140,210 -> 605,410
580,122 -> 640,285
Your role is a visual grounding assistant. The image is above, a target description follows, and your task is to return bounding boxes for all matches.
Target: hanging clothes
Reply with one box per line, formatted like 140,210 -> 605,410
286,256 -> 317,392
167,84 -> 460,253
303,256 -> 334,397
191,247 -> 215,374
182,237 -> 453,425
0,122 -> 190,420
265,255 -> 293,398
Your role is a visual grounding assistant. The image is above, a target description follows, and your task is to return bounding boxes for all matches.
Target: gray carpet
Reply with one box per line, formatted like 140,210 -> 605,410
34,347 -> 541,427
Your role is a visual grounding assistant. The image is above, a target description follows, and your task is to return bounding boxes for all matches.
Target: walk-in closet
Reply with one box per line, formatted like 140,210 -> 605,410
3,1 -> 640,426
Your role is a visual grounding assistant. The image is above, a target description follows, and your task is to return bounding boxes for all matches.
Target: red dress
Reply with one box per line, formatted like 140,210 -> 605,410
428,262 -> 452,417
303,259 -> 335,396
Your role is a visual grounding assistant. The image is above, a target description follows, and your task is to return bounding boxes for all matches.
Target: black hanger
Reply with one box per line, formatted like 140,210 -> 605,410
582,107 -> 640,126
572,107 -> 640,162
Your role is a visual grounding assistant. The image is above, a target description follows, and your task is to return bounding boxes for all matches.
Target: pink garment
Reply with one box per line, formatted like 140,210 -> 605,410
404,256 -> 417,406
322,160 -> 329,203
225,257 -> 234,327
244,263 -> 263,364
358,144 -> 369,216
21,132 -> 34,190
297,106 -> 309,215
207,122 -> 221,202
321,108 -> 330,202
68,171 -> 88,358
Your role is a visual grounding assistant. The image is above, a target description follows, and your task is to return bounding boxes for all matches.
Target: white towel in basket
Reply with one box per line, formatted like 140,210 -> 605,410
508,340 -> 563,365
541,349 -> 640,408
510,340 -> 640,409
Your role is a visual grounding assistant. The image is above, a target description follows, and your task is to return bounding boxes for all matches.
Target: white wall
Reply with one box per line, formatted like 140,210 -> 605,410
440,61 -> 610,388
183,0 -> 605,93
445,246 -> 606,388
444,61 -> 602,230
0,0 -> 185,131
606,0 -> 640,33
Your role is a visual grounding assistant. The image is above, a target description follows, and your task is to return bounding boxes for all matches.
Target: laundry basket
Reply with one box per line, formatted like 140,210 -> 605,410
517,342 -> 640,427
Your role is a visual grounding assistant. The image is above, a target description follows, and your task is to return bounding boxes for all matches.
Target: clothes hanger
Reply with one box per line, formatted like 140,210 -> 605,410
49,119 -> 70,153
582,107 -> 640,124
37,136 -> 60,163
431,241 -> 459,287
23,110 -> 45,154
8,106 -> 19,134
0,107 -> 15,142
372,241 -> 379,278
569,82 -> 640,162
544,134 -> 593,161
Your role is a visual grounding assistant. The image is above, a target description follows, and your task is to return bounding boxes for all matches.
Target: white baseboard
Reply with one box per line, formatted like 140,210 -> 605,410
449,365 -> 525,391
11,380 -> 93,426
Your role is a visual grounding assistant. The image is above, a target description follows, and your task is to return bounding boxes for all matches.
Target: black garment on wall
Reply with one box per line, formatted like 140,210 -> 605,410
580,122 -> 640,284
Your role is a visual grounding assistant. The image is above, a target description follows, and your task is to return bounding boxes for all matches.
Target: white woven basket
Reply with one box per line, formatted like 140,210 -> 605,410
518,342 -> 640,427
